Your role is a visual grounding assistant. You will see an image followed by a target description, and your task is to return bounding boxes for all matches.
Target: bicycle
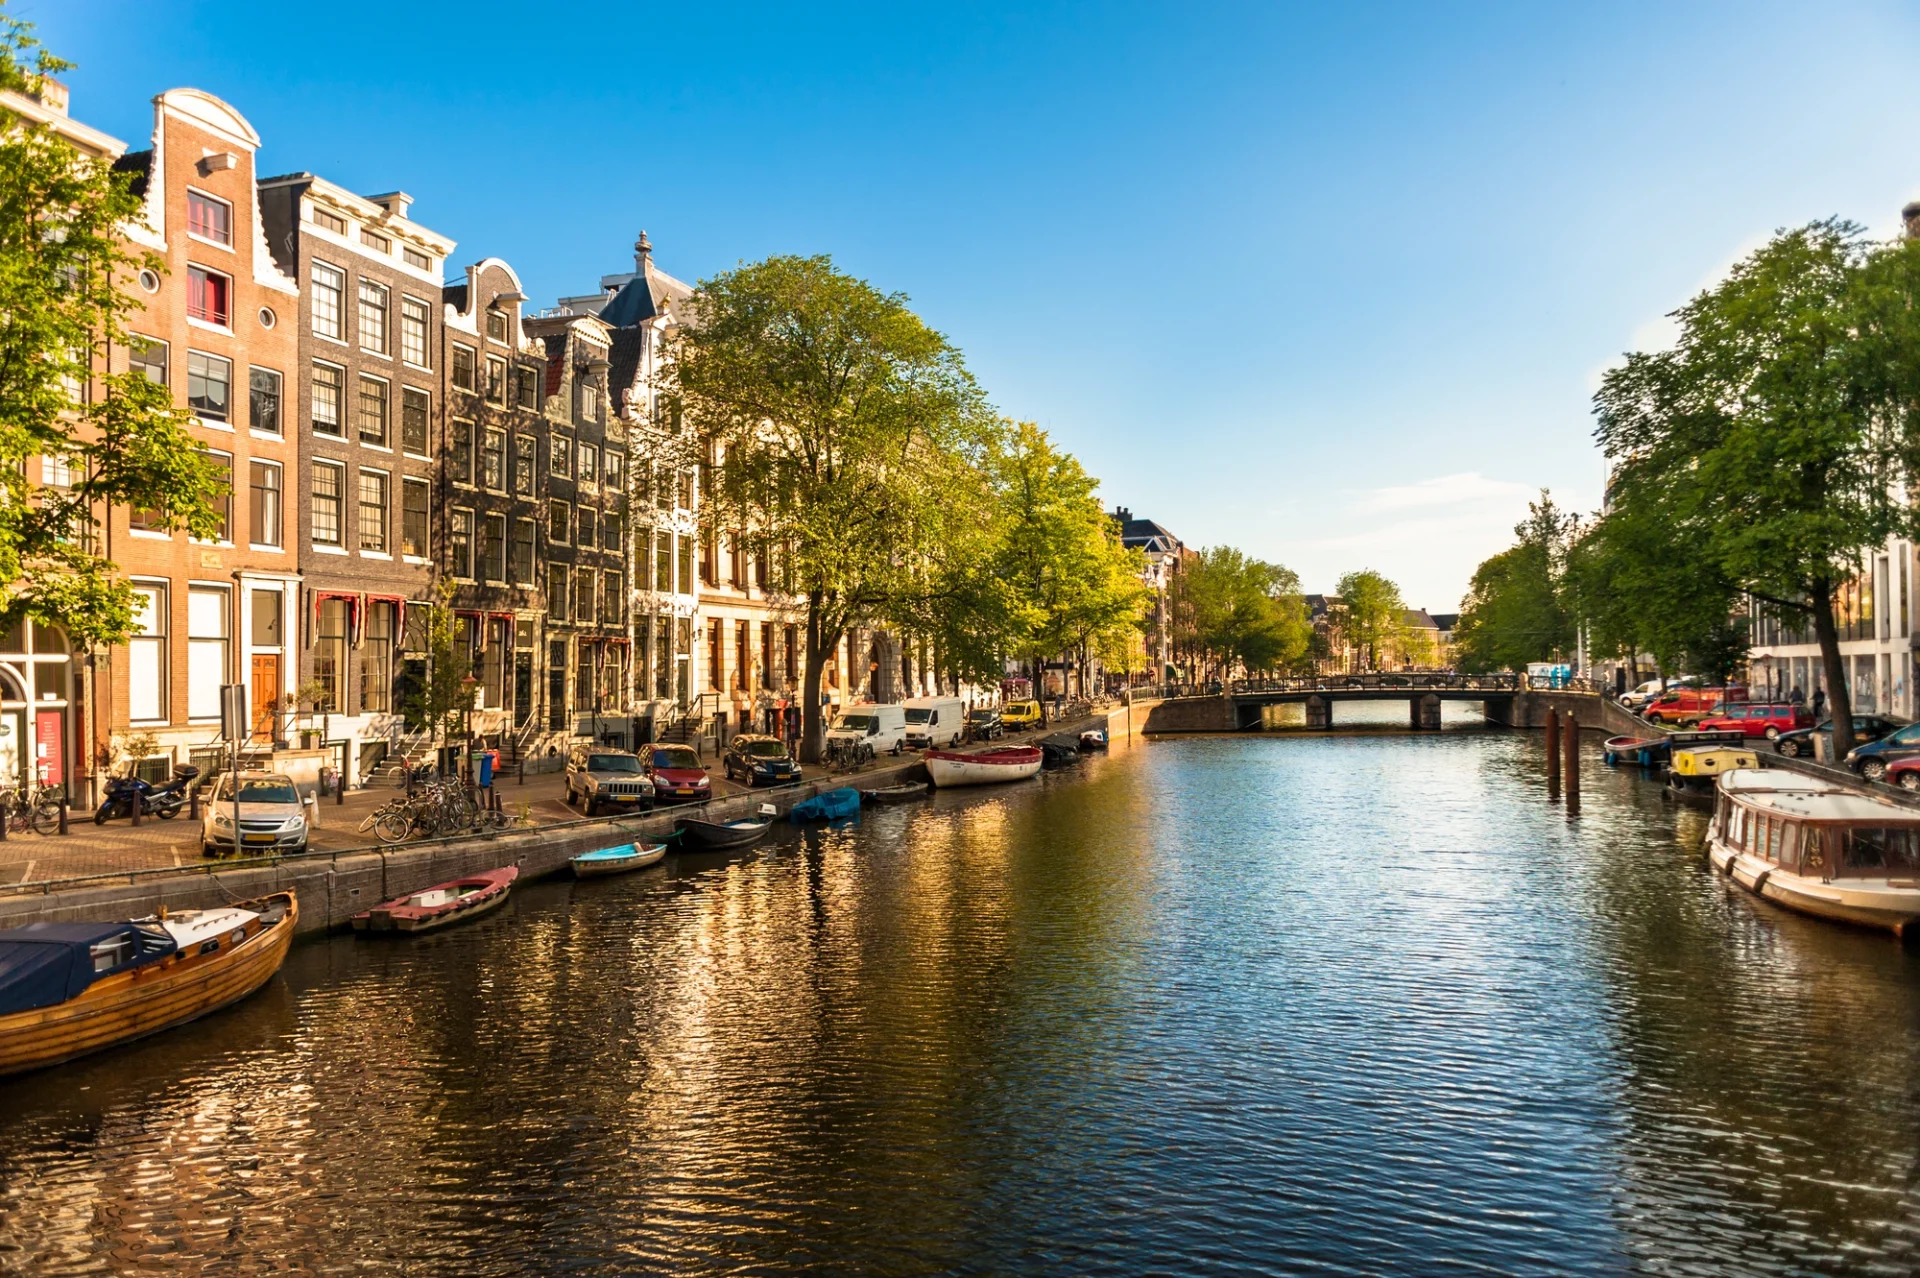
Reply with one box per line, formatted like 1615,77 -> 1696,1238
1,782 -> 63,836
825,738 -> 874,773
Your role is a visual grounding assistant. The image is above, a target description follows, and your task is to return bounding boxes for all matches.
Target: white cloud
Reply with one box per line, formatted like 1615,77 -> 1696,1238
1349,471 -> 1532,514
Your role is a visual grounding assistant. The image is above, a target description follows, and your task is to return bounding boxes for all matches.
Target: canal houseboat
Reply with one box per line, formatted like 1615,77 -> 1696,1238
925,744 -> 1045,787
0,893 -> 298,1077
1707,770 -> 1920,936
352,867 -> 517,934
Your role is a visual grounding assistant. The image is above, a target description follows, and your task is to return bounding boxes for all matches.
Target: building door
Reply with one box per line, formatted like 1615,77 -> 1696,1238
514,652 -> 534,725
251,653 -> 281,743
0,709 -> 23,787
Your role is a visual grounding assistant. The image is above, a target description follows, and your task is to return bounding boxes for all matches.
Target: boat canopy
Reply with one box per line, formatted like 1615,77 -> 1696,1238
0,921 -> 177,1016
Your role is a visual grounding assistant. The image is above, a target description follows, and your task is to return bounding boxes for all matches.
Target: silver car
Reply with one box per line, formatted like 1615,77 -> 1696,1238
201,772 -> 312,857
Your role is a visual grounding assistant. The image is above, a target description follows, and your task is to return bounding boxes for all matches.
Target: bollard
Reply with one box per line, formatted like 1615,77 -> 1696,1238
58,799 -> 68,835
131,792 -> 141,826
336,774 -> 345,805
0,800 -> 10,842
518,756 -> 525,786
189,785 -> 199,822
1565,711 -> 1581,810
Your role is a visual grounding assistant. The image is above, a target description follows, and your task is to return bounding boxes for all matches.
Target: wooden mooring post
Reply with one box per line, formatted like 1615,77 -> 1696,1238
1545,706 -> 1561,795
1564,711 -> 1580,813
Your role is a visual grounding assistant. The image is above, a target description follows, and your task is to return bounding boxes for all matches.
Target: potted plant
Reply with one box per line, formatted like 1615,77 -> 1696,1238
294,681 -> 331,748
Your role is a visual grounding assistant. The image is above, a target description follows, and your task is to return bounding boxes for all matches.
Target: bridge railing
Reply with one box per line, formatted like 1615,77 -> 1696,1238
1125,673 -> 1613,698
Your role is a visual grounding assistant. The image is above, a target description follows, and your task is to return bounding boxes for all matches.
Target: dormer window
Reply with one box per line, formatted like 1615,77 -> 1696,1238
186,190 -> 231,247
360,228 -> 391,254
312,206 -> 347,235
486,311 -> 507,343
403,247 -> 432,272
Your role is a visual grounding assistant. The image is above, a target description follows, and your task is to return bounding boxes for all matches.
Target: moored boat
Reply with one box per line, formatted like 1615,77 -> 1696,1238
861,782 -> 931,804
924,744 -> 1044,787
675,816 -> 773,850
0,892 -> 298,1077
1080,729 -> 1108,751
1666,745 -> 1758,806
352,866 -> 517,934
1604,735 -> 1671,768
1705,770 -> 1920,936
570,843 -> 667,878
787,788 -> 861,822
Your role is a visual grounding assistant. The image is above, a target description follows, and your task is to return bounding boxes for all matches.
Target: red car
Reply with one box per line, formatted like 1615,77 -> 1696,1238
1695,702 -> 1813,742
646,743 -> 712,804
1884,757 -> 1920,791
1643,684 -> 1749,727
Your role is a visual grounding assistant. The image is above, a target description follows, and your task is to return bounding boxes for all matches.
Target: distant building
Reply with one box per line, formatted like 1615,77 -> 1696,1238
1111,508 -> 1182,681
1429,613 -> 1459,668
1397,609 -> 1443,670
1305,595 -> 1352,673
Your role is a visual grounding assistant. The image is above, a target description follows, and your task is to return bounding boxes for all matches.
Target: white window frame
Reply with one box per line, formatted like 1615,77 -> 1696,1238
128,581 -> 169,725
311,260 -> 346,342
185,186 -> 234,251
186,584 -> 230,722
312,459 -> 346,549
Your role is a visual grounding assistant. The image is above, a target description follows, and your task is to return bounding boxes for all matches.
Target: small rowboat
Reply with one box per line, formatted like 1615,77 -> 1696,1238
352,866 -> 517,934
570,842 -> 667,878
0,892 -> 297,1078
925,744 -> 1044,787
675,817 -> 773,850
1604,735 -> 1671,768
861,782 -> 931,805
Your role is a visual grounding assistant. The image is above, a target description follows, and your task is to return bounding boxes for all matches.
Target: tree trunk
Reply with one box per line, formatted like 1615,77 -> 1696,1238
801,596 -> 838,765
1811,580 -> 1855,758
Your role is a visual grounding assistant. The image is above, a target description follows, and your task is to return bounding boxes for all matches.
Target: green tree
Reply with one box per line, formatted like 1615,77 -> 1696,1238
0,14 -> 228,646
1593,219 -> 1920,755
1170,546 -> 1310,679
1335,569 -> 1408,672
399,580 -> 475,746
1453,493 -> 1577,673
657,255 -> 990,761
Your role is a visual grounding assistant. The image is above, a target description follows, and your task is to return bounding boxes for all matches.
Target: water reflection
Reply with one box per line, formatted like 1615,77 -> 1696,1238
2,713 -> 1920,1273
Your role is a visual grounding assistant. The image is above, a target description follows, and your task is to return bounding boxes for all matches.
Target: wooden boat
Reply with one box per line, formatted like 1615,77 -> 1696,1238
1705,769 -> 1920,936
861,782 -> 931,804
570,842 -> 667,878
1666,746 -> 1758,805
352,866 -> 517,934
0,892 -> 297,1078
675,816 -> 773,850
1604,735 -> 1670,768
925,744 -> 1044,787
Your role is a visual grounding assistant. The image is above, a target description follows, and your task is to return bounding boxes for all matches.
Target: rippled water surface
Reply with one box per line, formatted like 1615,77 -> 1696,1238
6,710 -> 1920,1275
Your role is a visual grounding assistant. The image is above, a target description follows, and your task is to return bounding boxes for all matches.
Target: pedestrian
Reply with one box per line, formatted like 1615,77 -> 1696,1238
1789,685 -> 1804,706
1813,688 -> 1827,719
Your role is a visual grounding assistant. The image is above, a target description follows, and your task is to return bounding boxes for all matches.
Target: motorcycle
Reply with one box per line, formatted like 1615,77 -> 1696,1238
94,764 -> 200,824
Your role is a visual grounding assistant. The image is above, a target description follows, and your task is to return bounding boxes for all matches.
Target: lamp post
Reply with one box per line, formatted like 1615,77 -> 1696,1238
460,673 -> 479,783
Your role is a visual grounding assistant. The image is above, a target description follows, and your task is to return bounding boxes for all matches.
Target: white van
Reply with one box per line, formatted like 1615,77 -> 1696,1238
826,704 -> 908,756
903,696 -> 966,749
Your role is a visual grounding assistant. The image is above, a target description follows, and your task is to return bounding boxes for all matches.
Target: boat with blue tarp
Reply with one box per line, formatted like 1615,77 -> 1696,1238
788,788 -> 861,822
570,842 -> 668,878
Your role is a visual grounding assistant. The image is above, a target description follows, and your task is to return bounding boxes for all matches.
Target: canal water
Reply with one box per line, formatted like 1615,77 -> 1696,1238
4,707 -> 1920,1275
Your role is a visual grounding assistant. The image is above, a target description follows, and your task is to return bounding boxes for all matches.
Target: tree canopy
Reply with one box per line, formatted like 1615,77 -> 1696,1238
1453,494 -> 1577,674
1334,570 -> 1407,672
1171,546 -> 1310,680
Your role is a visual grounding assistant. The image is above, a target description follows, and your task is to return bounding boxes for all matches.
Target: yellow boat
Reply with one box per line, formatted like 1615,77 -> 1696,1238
1667,746 -> 1759,805
0,892 -> 297,1077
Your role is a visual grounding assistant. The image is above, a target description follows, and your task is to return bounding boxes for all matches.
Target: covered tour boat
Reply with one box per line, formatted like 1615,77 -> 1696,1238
0,893 -> 298,1077
924,744 -> 1044,787
570,843 -> 667,878
1706,770 -> 1920,936
352,866 -> 517,934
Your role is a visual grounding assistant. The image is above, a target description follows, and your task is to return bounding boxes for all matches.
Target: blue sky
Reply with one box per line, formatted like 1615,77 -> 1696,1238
33,1 -> 1920,610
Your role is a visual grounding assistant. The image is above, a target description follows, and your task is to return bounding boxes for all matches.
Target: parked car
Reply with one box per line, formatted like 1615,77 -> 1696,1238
1883,757 -> 1920,791
565,746 -> 655,816
200,772 -> 312,857
723,734 -> 801,787
1773,715 -> 1901,760
1001,699 -> 1044,730
647,744 -> 712,803
904,697 -> 966,750
826,704 -> 909,757
1619,677 -> 1696,711
966,707 -> 1004,741
1642,684 -> 1748,727
1694,702 -> 1814,742
1843,721 -> 1920,781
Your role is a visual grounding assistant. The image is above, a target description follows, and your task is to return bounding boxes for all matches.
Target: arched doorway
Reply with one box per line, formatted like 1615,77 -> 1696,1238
0,621 -> 73,790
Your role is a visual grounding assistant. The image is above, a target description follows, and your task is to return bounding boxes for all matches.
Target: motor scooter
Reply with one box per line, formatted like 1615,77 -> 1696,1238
94,764 -> 200,824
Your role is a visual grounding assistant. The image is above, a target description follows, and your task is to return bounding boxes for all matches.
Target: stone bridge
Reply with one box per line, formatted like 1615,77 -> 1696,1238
1132,675 -> 1638,735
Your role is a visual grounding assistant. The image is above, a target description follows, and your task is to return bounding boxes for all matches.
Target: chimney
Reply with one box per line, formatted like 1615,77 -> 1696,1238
1115,507 -> 1132,523
366,191 -> 413,220
635,229 -> 652,276
1904,201 -> 1920,242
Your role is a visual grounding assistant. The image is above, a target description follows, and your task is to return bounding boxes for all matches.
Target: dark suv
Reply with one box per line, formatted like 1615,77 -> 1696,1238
966,708 -> 1004,741
565,747 -> 654,816
723,734 -> 801,787
1773,715 -> 1900,761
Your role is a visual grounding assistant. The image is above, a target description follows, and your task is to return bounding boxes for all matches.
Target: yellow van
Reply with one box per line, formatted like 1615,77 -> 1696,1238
1002,699 -> 1043,730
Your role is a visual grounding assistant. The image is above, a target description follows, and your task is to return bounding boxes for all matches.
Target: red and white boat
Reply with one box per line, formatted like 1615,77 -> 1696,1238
351,866 -> 518,934
924,744 -> 1043,788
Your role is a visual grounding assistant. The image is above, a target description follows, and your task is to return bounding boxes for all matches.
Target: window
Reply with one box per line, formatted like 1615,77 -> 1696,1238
709,626 -> 723,690
578,507 -> 598,550
579,444 -> 599,487
357,375 -> 389,447
679,468 -> 695,510
603,573 -> 622,624
401,387 -> 429,455
186,189 -> 231,246
357,280 -> 388,354
187,266 -> 229,326
513,434 -> 535,495
314,598 -> 347,711
511,518 -> 535,583
485,356 -> 506,405
312,362 -> 343,436
483,429 -> 506,491
358,470 -> 389,552
677,535 -> 693,596
204,451 -> 233,541
785,624 -> 798,684
400,296 -> 429,367
311,206 -> 346,235
482,514 -> 506,582
737,621 -> 750,691
129,336 -> 167,385
548,563 -> 569,620
249,367 -> 281,434
551,435 -> 572,479
549,639 -> 568,729
187,587 -> 229,720
581,382 -> 600,421
450,508 -> 474,578
452,344 -> 476,391
515,366 -> 539,410
578,568 -> 598,623
360,227 -> 391,254
486,310 -> 507,342
129,584 -> 167,723
312,462 -> 344,546
402,477 -> 429,558
403,246 -> 431,271
451,420 -> 473,485
603,518 -> 621,553
42,453 -> 72,488
605,451 -> 624,492
249,460 -> 281,547
549,500 -> 570,543
360,600 -> 394,713
655,531 -> 672,592
311,262 -> 344,339
187,351 -> 231,422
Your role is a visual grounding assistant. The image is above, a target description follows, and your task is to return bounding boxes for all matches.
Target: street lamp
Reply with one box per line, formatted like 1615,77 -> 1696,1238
459,673 -> 479,783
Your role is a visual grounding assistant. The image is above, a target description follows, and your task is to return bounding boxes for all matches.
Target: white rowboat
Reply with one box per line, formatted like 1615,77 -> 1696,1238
924,745 -> 1044,788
